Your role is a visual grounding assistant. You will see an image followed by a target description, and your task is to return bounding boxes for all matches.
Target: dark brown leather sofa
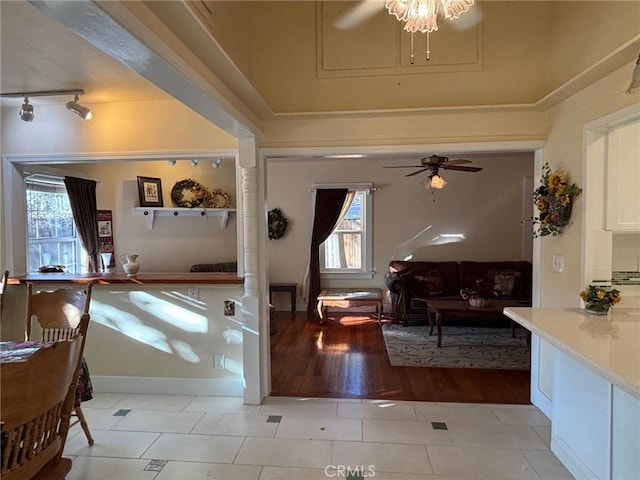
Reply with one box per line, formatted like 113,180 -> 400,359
384,260 -> 532,324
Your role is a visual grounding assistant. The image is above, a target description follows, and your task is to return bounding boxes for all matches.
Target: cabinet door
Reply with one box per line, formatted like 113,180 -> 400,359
606,121 -> 640,231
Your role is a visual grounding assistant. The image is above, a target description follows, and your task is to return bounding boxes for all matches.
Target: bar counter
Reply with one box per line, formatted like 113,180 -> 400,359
504,306 -> 639,398
9,272 -> 243,286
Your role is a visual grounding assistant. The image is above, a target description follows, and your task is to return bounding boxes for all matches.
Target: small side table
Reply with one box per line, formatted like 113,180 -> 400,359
269,283 -> 297,312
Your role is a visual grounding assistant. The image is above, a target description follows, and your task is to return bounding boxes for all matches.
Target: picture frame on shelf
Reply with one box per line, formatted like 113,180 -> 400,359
137,176 -> 164,207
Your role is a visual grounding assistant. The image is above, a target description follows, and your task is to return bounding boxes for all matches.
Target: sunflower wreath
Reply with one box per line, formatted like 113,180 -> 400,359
171,178 -> 207,208
268,208 -> 289,240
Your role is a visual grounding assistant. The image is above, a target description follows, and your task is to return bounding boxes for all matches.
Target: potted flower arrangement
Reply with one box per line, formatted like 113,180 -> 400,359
460,278 -> 495,307
533,162 -> 582,237
579,285 -> 621,315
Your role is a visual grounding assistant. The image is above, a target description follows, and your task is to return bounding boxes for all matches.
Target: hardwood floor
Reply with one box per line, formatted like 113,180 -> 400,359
270,311 -> 531,404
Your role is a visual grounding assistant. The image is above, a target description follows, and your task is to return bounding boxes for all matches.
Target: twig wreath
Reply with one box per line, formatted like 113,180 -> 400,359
268,208 -> 289,240
533,162 -> 582,237
171,178 -> 207,208
205,189 -> 231,208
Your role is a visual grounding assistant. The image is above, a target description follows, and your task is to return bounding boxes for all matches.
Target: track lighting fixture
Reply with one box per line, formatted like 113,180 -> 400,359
66,94 -> 92,120
167,160 -> 177,165
190,159 -> 199,167
19,97 -> 34,122
211,158 -> 222,168
0,89 -> 92,122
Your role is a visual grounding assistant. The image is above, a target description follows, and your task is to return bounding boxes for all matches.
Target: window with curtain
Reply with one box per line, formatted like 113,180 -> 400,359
318,184 -> 373,279
25,176 -> 87,273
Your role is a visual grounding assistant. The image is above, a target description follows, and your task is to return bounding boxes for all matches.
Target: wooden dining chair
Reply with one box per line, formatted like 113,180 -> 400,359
26,283 -> 95,445
1,334 -> 85,480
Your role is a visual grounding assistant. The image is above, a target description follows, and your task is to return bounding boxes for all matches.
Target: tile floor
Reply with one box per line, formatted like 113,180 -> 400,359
64,394 -> 574,479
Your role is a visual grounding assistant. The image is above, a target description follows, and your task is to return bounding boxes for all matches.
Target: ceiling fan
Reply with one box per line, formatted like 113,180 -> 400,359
384,155 -> 483,189
333,0 -> 482,31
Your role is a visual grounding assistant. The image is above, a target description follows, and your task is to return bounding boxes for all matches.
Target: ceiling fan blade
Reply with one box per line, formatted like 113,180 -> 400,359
405,168 -> 429,177
449,3 -> 483,31
333,0 -> 384,30
442,165 -> 483,172
446,158 -> 472,165
383,165 -> 424,169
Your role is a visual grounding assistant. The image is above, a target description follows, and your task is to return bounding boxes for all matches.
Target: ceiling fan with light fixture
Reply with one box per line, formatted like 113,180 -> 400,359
334,0 -> 481,63
383,155 -> 483,189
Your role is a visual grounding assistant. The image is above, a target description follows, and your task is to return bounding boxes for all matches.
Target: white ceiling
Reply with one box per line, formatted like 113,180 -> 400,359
0,1 -> 169,107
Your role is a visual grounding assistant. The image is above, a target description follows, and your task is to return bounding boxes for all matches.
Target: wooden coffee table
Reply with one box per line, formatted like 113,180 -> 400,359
317,288 -> 383,324
425,299 -> 530,347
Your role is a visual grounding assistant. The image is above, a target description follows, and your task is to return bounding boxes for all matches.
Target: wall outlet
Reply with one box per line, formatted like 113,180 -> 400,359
224,300 -> 235,316
213,353 -> 225,369
187,288 -> 199,300
552,254 -> 565,273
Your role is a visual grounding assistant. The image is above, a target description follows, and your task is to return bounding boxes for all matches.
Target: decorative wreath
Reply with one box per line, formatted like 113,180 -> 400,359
533,162 -> 582,237
268,208 -> 289,240
171,178 -> 207,208
205,189 -> 232,208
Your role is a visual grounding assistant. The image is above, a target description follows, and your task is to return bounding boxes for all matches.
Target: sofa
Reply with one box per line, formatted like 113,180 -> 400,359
190,261 -> 237,273
384,260 -> 532,324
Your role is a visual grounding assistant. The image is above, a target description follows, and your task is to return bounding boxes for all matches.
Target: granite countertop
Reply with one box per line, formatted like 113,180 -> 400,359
504,307 -> 640,399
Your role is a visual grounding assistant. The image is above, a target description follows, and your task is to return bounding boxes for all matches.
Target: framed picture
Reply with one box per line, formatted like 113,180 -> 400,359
137,176 -> 164,207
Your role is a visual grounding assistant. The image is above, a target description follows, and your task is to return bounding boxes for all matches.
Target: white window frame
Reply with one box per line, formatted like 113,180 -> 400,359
314,182 -> 374,279
25,175 -> 86,274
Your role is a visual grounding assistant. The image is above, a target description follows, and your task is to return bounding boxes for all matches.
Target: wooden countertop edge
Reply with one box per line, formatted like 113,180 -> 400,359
9,273 -> 244,285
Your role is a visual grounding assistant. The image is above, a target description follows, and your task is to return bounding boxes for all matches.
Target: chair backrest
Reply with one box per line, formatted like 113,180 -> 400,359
25,283 -> 93,342
1,335 -> 84,480
0,270 -> 9,315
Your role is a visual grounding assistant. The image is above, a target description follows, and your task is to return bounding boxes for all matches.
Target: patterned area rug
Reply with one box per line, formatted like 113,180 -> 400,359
382,324 -> 530,370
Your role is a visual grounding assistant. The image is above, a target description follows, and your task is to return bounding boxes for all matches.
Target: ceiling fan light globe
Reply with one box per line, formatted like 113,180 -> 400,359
430,174 -> 447,189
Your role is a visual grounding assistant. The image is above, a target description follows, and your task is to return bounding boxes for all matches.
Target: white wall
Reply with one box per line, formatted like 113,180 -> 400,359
2,282 -> 245,395
267,153 -> 533,310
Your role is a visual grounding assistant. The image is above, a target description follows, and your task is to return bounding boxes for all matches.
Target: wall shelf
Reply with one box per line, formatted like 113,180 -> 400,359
132,207 -> 235,229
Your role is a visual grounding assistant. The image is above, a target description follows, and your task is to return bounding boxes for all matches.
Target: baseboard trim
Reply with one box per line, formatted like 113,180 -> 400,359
91,375 -> 243,397
551,434 -> 599,480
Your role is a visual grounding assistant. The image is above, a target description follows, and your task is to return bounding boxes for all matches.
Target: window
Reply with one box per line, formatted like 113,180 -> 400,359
25,178 -> 86,273
318,183 -> 373,279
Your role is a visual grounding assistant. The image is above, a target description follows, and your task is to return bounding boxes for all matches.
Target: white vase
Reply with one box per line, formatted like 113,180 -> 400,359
119,254 -> 140,277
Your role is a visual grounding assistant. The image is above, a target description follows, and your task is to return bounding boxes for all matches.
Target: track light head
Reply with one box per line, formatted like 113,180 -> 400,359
190,159 -> 199,167
66,94 -> 92,120
167,159 -> 176,165
19,97 -> 34,122
212,158 -> 222,168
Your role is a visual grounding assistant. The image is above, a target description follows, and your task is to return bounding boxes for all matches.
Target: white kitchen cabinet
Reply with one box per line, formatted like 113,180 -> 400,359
606,121 -> 640,231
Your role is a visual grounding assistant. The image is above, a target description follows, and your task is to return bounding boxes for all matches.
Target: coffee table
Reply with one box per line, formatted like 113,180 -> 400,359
317,288 -> 383,324
425,299 -> 530,347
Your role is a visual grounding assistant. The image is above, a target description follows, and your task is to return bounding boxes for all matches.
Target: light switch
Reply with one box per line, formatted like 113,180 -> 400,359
552,254 -> 565,273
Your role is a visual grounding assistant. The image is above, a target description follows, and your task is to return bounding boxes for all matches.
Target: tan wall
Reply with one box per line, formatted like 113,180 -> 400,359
267,153 -> 533,310
539,65 -> 639,307
72,161 -> 238,273
0,98 -> 237,155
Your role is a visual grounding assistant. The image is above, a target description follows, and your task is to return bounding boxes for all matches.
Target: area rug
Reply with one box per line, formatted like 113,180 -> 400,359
381,324 -> 530,370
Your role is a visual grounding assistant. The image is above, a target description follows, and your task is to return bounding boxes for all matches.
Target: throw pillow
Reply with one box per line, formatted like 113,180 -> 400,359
401,270 -> 444,298
488,269 -> 522,297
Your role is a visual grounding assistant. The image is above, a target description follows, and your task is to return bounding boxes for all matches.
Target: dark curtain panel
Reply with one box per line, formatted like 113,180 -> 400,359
307,188 -> 349,312
64,176 -> 99,273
